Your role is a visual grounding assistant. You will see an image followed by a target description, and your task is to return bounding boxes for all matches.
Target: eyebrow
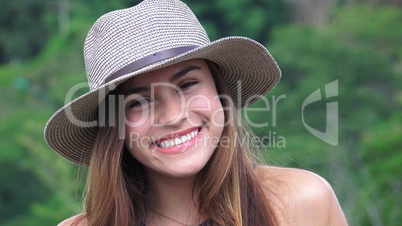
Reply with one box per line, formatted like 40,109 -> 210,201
169,65 -> 200,82
127,65 -> 201,95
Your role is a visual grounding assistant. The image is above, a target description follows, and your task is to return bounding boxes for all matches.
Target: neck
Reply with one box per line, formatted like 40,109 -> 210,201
145,169 -> 202,224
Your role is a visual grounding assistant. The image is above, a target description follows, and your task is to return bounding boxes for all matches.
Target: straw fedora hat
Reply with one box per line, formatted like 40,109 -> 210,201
44,0 -> 281,166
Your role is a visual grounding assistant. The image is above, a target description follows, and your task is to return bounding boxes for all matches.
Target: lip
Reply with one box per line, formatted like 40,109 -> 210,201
150,126 -> 203,154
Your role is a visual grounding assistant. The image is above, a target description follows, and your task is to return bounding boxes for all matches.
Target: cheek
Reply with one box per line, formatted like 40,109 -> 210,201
125,109 -> 151,128
124,128 -> 143,156
187,94 -> 224,123
124,113 -> 152,151
210,100 -> 225,128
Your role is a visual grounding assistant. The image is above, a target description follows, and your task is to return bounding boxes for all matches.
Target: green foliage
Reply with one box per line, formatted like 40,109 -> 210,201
0,161 -> 49,223
70,0 -> 142,20
0,14 -> 90,224
0,0 -> 57,63
331,5 -> 402,61
246,5 -> 402,226
186,0 -> 288,42
359,115 -> 402,226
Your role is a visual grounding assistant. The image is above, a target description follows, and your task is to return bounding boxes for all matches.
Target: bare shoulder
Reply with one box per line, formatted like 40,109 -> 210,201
256,166 -> 334,199
58,213 -> 87,226
256,166 -> 348,226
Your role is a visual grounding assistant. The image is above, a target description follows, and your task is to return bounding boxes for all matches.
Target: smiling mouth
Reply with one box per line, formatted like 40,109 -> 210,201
155,127 -> 201,149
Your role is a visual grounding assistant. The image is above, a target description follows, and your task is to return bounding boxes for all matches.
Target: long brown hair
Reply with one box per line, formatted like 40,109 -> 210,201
79,60 -> 279,226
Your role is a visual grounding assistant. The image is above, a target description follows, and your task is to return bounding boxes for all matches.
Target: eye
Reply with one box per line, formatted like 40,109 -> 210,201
179,81 -> 198,90
128,98 -> 151,108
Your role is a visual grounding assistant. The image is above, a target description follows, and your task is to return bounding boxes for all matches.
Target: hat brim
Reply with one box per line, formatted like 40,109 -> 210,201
44,36 -> 281,166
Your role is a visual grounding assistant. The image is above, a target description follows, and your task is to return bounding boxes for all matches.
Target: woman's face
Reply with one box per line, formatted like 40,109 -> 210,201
123,59 -> 224,178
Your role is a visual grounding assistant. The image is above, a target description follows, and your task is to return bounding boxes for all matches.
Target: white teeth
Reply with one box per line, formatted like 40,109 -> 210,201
161,141 -> 169,148
174,138 -> 181,146
157,128 -> 200,149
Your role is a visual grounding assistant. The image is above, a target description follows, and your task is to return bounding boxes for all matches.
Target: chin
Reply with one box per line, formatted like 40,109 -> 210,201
164,162 -> 208,178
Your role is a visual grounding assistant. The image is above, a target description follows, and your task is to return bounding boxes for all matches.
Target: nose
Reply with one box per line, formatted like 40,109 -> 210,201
154,94 -> 186,126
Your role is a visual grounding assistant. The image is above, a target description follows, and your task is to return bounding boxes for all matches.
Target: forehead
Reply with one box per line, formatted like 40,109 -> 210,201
126,59 -> 208,86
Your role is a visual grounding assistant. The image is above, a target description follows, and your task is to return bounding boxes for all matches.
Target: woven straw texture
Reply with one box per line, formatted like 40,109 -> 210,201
44,0 -> 281,166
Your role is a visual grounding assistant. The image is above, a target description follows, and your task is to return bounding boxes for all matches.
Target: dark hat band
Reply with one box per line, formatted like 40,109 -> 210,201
104,45 -> 198,84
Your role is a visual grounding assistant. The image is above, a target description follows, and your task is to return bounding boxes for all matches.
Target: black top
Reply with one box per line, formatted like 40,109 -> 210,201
142,219 -> 211,226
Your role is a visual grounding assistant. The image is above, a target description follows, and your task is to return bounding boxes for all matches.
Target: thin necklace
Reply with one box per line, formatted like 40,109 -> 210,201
147,204 -> 198,226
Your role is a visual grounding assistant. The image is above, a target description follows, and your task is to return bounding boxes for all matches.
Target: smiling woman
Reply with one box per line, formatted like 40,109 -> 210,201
121,59 -> 224,178
44,0 -> 348,225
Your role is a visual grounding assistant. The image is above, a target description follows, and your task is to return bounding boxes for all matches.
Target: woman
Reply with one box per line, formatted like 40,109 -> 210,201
45,0 -> 348,225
